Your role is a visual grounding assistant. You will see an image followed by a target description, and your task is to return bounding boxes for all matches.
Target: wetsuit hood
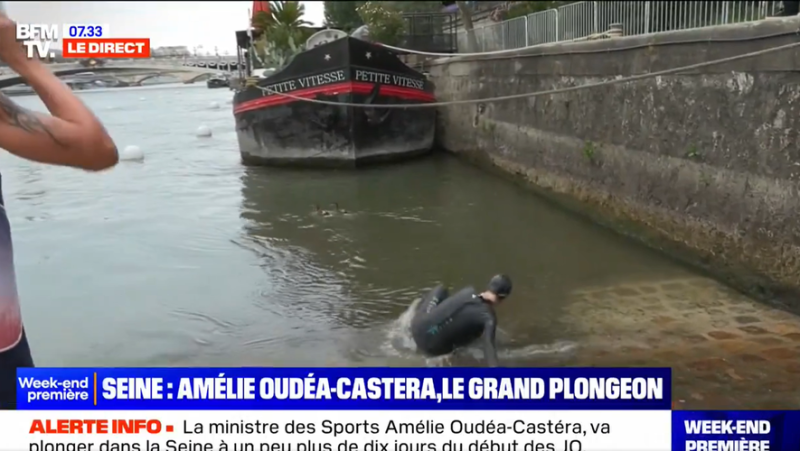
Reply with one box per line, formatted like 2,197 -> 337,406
487,274 -> 512,299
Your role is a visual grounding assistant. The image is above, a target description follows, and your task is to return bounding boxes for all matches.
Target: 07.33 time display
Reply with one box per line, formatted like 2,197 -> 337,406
65,24 -> 105,38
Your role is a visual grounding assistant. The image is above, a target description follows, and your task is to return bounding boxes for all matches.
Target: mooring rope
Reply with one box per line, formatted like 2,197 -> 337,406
251,41 -> 800,109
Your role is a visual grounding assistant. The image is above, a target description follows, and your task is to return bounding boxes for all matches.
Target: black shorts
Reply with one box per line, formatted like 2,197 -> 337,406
0,330 -> 34,410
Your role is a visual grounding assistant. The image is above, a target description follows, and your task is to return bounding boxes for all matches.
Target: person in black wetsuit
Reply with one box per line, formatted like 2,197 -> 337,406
411,274 -> 512,367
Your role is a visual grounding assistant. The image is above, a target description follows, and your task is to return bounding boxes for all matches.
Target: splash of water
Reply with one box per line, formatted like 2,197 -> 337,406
455,339 -> 579,364
500,340 -> 578,359
379,297 -> 577,366
382,297 -> 420,355
376,297 -> 451,367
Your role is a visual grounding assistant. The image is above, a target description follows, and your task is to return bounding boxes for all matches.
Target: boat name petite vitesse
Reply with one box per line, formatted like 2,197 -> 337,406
261,70 -> 346,93
258,69 -> 426,96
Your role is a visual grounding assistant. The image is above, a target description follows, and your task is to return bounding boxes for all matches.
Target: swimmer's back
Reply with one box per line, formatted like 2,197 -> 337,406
412,286 -> 493,355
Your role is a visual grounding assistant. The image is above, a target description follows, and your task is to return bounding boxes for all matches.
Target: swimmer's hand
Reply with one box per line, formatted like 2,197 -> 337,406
0,13 -> 118,171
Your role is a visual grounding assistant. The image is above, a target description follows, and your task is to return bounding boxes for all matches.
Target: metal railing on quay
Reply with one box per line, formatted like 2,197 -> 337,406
526,9 -> 559,46
456,0 -> 784,53
457,15 -> 528,52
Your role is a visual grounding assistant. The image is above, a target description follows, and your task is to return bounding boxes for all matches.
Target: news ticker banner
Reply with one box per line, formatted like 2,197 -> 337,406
1,410 -> 668,451
3,410 -> 800,451
6,367 -> 800,450
15,23 -> 150,58
16,367 -> 671,410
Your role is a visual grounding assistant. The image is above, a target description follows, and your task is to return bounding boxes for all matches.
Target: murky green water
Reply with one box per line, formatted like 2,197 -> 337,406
5,83 -> 700,368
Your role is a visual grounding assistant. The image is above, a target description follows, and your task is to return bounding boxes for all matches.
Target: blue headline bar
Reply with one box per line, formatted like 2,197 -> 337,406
673,411 -> 800,451
16,367 -> 671,410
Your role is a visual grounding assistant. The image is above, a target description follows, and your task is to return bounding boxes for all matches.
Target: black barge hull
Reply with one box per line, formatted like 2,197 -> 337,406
232,37 -> 436,168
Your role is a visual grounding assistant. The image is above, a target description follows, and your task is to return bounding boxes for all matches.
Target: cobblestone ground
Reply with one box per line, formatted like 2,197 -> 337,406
552,277 -> 800,409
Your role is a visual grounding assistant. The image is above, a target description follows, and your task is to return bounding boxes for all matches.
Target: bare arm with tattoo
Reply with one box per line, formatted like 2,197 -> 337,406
0,15 -> 118,171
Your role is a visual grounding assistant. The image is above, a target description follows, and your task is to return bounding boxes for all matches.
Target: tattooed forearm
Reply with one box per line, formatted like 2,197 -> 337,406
0,94 -> 66,147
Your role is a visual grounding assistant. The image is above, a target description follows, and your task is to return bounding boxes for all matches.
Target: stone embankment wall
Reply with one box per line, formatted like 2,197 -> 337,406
429,17 -> 800,304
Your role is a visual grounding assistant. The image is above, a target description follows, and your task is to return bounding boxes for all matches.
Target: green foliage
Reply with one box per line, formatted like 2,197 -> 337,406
251,1 -> 312,68
252,1 -> 312,31
323,0 -> 442,46
356,2 -> 406,46
256,33 -> 301,69
323,1 -> 365,32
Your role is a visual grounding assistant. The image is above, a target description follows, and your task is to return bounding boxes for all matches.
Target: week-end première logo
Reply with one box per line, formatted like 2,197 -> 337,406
15,23 -> 150,59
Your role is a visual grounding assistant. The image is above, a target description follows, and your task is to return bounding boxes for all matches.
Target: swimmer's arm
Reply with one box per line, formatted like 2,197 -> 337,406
0,60 -> 118,171
481,316 -> 499,367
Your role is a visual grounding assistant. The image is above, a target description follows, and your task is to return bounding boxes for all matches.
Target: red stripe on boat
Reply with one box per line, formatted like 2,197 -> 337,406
233,81 -> 436,115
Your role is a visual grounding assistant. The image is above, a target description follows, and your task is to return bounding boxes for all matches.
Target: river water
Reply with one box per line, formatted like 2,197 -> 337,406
6,84 -> 800,407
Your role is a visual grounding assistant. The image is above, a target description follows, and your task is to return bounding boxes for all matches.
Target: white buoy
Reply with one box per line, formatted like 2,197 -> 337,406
196,125 -> 212,138
119,145 -> 144,161
209,101 -> 220,109
139,97 -> 146,101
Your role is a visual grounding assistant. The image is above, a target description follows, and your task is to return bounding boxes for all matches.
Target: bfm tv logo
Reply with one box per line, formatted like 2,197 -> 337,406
16,24 -> 150,59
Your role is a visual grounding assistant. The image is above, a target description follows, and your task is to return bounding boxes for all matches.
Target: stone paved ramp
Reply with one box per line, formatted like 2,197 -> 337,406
558,277 -> 800,409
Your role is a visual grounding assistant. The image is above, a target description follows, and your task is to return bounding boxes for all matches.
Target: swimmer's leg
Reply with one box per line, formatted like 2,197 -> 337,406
412,285 -> 449,349
418,285 -> 449,315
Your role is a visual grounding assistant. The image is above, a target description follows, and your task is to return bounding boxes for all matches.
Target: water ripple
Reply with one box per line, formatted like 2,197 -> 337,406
169,308 -> 237,331
2,83 -> 697,367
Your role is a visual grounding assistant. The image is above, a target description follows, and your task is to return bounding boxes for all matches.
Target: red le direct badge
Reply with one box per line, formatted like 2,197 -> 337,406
62,38 -> 151,59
